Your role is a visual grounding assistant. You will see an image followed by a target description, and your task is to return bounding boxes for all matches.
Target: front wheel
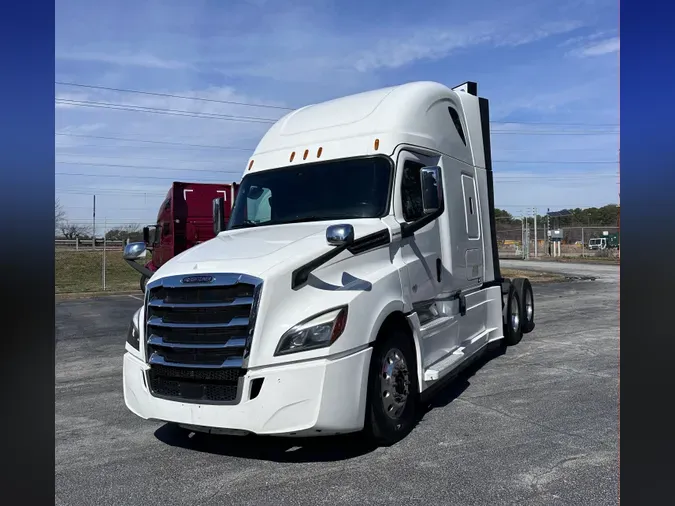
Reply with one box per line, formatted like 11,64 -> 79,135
364,326 -> 419,446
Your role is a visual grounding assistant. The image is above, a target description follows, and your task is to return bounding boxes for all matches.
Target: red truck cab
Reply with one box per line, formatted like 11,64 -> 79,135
134,181 -> 238,292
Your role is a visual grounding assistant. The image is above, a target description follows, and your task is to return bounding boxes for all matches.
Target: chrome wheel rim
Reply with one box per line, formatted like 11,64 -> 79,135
380,348 -> 410,420
510,295 -> 520,332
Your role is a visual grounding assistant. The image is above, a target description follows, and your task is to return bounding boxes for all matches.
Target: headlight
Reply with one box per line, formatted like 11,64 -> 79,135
126,320 -> 140,350
274,306 -> 348,356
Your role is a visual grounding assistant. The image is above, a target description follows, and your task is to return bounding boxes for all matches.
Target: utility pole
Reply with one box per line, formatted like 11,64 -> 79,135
102,217 -> 107,291
546,208 -> 550,256
524,214 -> 530,260
520,216 -> 525,260
92,195 -> 96,250
533,207 -> 538,258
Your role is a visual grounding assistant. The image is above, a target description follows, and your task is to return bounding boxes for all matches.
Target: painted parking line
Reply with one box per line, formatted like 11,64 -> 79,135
128,295 -> 144,301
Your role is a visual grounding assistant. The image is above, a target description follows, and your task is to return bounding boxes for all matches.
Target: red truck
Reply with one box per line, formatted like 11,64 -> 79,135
125,181 -> 239,292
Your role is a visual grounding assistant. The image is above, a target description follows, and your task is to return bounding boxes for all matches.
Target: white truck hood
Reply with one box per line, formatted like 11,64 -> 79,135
151,219 -> 388,281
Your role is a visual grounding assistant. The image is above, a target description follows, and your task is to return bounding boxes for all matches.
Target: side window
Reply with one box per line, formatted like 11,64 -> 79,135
448,107 -> 467,146
163,198 -> 171,212
401,160 -> 425,222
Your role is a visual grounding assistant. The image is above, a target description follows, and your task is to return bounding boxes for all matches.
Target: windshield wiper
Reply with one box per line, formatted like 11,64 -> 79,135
230,220 -> 260,229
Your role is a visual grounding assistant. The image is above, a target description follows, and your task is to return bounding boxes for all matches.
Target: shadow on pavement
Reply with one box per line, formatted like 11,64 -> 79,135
155,424 -> 378,462
155,341 -> 509,462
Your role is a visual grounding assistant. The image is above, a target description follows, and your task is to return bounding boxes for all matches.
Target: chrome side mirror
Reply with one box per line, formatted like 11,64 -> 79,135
326,224 -> 355,247
420,165 -> 443,214
123,242 -> 147,260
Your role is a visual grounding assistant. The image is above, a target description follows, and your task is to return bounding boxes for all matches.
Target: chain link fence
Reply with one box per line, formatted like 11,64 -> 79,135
55,223 -> 619,294
498,225 -> 620,260
55,236 -> 143,294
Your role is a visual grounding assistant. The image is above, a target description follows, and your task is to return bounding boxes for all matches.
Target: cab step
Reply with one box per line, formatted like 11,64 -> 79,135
424,347 -> 466,382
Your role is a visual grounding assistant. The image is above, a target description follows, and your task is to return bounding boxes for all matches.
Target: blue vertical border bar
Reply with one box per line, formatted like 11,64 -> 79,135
620,0 -> 675,503
0,0 -> 55,503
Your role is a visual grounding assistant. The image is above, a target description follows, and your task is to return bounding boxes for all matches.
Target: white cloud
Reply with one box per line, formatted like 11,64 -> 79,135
56,50 -> 194,69
568,36 -> 620,57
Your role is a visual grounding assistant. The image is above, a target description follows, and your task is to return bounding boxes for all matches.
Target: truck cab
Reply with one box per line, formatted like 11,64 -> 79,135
128,181 -> 238,292
122,81 -> 536,445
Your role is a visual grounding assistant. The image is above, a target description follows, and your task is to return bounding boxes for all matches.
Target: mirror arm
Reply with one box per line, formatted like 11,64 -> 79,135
124,259 -> 154,278
291,242 -> 351,290
400,202 -> 445,239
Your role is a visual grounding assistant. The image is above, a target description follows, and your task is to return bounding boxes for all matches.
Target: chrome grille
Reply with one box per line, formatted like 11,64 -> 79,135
144,273 -> 262,404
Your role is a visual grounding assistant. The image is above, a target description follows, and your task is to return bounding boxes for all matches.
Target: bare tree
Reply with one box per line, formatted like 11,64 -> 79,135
55,198 -> 66,232
105,223 -> 143,242
60,222 -> 91,239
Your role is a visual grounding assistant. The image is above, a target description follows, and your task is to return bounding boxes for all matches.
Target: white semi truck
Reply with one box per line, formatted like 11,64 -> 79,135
122,81 -> 536,445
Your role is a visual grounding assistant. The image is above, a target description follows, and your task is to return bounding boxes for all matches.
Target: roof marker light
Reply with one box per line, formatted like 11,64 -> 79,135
303,149 -> 309,160
290,151 -> 296,162
374,138 -> 380,150
317,147 -> 323,158
248,159 -> 254,170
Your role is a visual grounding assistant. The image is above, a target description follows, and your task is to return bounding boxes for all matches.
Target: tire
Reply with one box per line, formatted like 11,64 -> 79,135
140,275 -> 148,293
503,285 -> 523,346
364,325 -> 419,446
512,278 -> 535,334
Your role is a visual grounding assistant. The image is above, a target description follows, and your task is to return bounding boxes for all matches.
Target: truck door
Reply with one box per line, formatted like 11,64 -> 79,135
397,150 -> 458,369
438,157 -> 487,357
460,172 -> 483,282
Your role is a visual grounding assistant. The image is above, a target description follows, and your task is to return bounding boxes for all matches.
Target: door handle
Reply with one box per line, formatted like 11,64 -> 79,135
436,258 -> 442,282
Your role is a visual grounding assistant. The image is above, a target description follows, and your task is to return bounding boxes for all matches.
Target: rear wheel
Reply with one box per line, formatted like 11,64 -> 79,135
512,278 -> 535,333
364,326 -> 419,446
503,286 -> 523,346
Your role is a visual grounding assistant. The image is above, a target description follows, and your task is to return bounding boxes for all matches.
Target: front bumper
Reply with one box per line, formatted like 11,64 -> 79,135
123,347 -> 372,436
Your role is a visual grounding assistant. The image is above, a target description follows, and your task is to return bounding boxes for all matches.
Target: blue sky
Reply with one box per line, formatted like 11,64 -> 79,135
55,0 -> 619,235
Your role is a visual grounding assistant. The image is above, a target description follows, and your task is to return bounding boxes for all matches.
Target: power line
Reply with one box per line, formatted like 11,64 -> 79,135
490,130 -> 617,135
56,98 -> 619,134
494,160 -> 618,164
55,81 -> 619,127
65,205 -> 159,211
491,120 -> 618,127
495,148 -> 619,152
55,81 -> 295,111
56,160 -> 240,175
57,189 -> 168,196
57,172 -> 225,182
55,133 -> 254,151
57,154 -> 234,165
56,99 -> 279,124
56,143 -> 248,152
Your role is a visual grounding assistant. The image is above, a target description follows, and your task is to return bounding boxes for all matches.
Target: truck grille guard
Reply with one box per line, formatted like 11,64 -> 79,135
143,273 -> 263,405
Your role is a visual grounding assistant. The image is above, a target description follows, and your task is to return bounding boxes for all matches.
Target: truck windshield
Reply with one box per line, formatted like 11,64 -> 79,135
228,156 -> 392,230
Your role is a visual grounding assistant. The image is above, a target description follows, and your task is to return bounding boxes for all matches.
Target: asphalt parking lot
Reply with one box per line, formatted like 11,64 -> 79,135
55,261 -> 619,506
